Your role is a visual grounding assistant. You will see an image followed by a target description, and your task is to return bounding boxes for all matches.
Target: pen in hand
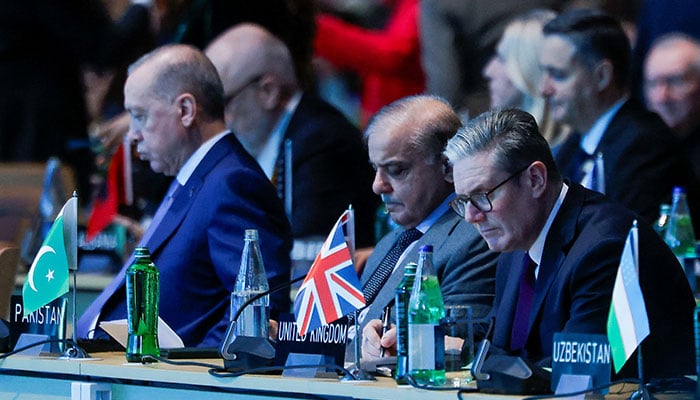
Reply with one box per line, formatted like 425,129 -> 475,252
379,305 -> 391,357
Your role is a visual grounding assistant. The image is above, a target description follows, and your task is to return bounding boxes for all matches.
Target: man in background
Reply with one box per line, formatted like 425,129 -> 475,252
644,32 -> 700,178
205,23 -> 378,248
77,44 -> 292,347
540,9 -> 699,229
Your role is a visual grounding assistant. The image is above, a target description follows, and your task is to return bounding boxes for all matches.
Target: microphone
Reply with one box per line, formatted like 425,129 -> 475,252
471,317 -> 552,395
219,275 -> 306,372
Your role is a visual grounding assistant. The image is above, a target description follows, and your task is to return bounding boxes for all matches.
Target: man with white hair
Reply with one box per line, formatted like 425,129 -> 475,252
644,32 -> 700,177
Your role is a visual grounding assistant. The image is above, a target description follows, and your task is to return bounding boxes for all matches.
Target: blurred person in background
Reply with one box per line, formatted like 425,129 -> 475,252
314,0 -> 424,127
540,9 -> 700,229
644,33 -> 700,178
0,0 -> 152,205
205,23 -> 378,248
420,0 -> 567,118
483,9 -> 570,148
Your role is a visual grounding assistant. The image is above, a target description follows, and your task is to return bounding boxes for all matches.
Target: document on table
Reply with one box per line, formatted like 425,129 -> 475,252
99,318 -> 185,349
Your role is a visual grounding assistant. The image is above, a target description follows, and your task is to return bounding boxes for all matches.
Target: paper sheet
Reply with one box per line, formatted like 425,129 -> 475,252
99,318 -> 185,349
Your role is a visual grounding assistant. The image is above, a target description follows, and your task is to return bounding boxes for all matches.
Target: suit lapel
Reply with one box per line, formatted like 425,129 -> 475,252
527,183 -> 584,331
145,136 -> 232,256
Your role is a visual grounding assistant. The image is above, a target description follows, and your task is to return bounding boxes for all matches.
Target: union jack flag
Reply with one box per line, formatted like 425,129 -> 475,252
293,210 -> 366,336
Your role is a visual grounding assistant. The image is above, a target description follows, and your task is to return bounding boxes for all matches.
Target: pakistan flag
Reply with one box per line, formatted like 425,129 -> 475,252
22,197 -> 76,316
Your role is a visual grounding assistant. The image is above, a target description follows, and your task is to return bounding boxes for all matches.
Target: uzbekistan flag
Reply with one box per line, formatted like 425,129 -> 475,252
606,220 -> 650,373
293,210 -> 366,336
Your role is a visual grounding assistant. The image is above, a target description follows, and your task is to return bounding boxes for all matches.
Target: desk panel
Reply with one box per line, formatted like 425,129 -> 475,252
0,353 -> 506,400
0,353 -> 691,399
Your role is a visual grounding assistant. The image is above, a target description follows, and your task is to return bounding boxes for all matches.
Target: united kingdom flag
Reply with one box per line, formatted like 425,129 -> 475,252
293,210 -> 366,336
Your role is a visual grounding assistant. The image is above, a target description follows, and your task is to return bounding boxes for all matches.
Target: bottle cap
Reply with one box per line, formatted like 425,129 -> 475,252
244,229 -> 259,240
405,262 -> 418,274
419,244 -> 433,253
134,247 -> 150,256
673,186 -> 685,195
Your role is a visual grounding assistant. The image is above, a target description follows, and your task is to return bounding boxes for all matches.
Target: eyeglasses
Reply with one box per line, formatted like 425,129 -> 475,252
224,75 -> 262,105
450,164 -> 530,217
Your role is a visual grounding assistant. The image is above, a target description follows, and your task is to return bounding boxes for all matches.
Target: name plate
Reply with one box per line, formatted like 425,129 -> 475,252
274,313 -> 347,369
10,295 -> 67,353
551,332 -> 611,393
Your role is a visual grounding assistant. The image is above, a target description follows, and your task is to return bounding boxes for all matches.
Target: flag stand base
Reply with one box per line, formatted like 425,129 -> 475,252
628,386 -> 656,400
57,344 -> 91,360
339,364 -> 376,381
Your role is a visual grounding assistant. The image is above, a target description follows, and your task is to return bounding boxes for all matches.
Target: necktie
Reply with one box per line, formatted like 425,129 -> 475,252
571,147 -> 594,184
138,180 -> 182,247
362,228 -> 423,305
75,180 -> 182,338
510,253 -> 537,351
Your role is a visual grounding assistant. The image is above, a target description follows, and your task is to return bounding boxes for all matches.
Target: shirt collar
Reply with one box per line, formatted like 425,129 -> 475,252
257,91 -> 303,179
175,130 -> 230,186
415,193 -> 456,234
528,182 -> 569,266
581,97 -> 627,155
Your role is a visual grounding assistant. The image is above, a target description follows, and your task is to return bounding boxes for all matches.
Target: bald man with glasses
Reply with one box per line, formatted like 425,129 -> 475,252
445,108 -> 695,380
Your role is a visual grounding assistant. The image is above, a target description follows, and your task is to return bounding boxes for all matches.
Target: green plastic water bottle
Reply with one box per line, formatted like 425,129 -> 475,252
394,262 -> 418,384
664,187 -> 697,291
665,187 -> 697,259
126,247 -> 160,362
408,245 -> 446,386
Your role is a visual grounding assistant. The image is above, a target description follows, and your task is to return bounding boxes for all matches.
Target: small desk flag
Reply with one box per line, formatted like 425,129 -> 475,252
293,210 -> 365,336
606,220 -> 650,373
22,197 -> 77,316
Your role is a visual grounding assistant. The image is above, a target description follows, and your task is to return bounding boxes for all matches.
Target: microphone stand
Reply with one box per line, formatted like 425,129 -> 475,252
629,346 -> 655,400
340,309 -> 376,381
59,192 -> 90,359
220,275 -> 306,371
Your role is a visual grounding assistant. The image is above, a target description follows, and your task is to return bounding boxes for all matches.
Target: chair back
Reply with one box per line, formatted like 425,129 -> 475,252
0,246 -> 20,321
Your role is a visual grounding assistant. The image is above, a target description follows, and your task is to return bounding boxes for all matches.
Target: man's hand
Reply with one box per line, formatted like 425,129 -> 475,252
361,318 -> 397,360
92,112 -> 130,153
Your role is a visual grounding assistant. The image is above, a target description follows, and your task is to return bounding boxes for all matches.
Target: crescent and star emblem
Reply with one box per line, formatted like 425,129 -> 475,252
27,245 -> 57,292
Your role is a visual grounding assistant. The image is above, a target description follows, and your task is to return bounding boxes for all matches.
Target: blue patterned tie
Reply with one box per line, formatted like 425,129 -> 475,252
362,228 -> 423,305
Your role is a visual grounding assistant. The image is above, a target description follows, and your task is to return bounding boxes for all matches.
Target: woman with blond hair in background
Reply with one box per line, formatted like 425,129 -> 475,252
483,9 -> 570,147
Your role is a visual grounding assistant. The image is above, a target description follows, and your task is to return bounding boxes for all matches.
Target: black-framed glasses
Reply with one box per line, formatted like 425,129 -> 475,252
224,75 -> 262,105
450,164 -> 530,217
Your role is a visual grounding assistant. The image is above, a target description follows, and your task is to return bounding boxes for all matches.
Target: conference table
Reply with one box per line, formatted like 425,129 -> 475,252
0,351 -> 693,400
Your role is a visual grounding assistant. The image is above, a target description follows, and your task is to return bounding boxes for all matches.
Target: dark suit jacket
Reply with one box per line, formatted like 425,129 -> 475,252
554,99 -> 700,231
490,182 -> 695,378
77,134 -> 292,347
275,93 -> 378,247
360,207 -> 498,337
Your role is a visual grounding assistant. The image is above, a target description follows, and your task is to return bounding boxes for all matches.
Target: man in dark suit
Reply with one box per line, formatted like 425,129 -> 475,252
360,95 -> 498,360
445,108 -> 694,379
540,9 -> 700,230
76,44 -> 292,347
205,23 -> 378,248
